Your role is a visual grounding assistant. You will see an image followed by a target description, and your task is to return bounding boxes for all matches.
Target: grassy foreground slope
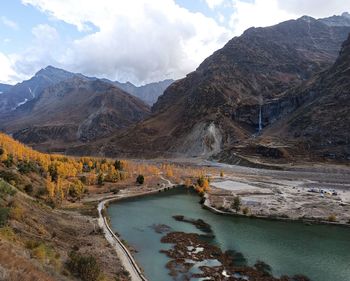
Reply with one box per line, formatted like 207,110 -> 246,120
0,132 -> 138,281
0,132 -> 211,281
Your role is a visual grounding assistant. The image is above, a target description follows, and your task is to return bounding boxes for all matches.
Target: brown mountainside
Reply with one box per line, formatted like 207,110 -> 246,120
1,77 -> 150,152
92,15 -> 350,158
259,33 -> 350,161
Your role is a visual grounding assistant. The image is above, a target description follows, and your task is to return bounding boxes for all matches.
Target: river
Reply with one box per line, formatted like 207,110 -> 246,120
108,188 -> 350,281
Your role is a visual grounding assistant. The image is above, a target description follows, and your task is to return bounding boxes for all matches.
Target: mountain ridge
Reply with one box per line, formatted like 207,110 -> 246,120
90,14 -> 350,159
1,75 -> 151,152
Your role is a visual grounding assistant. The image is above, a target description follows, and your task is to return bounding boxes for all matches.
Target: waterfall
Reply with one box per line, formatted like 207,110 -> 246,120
258,105 -> 262,132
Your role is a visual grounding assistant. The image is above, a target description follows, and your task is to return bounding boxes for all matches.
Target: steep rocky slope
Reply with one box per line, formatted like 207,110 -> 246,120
1,77 -> 150,152
0,83 -> 12,94
260,33 -> 350,161
320,12 -> 350,26
95,15 -> 350,158
0,66 -> 81,114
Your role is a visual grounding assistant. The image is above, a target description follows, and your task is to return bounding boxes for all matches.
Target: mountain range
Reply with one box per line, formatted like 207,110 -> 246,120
1,13 -> 349,162
0,67 -> 171,152
88,13 -> 350,162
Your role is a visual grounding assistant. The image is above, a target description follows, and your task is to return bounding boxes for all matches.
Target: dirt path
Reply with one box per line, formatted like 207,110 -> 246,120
98,198 -> 147,281
97,177 -> 175,281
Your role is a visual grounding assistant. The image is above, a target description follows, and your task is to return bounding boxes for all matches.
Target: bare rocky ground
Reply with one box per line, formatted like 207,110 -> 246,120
199,159 -> 350,224
135,157 -> 350,224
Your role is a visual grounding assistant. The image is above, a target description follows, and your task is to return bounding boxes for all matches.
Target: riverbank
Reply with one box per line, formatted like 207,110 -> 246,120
96,177 -> 176,281
198,159 -> 350,226
93,160 -> 350,280
203,193 -> 350,228
107,184 -> 350,281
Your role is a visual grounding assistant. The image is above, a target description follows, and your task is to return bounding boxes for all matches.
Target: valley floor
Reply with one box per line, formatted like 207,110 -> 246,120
197,159 -> 350,225
2,157 -> 349,281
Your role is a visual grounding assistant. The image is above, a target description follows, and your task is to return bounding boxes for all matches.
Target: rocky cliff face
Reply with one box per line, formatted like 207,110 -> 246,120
261,33 -> 350,160
1,77 -> 150,151
97,15 -> 350,158
154,15 -> 350,128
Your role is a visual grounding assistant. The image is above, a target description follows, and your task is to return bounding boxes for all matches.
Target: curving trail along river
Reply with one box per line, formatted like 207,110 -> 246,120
108,187 -> 350,281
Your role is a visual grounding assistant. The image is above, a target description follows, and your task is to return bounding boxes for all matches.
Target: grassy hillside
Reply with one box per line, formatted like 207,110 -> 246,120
0,132 -> 213,281
0,132 -> 138,280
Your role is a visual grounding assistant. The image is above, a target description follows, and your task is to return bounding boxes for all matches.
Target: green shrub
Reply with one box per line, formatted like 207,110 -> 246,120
328,214 -> 337,222
18,160 -> 39,174
136,175 -> 144,185
242,207 -> 250,215
231,196 -> 241,212
80,176 -> 87,184
0,207 -> 10,226
67,251 -> 101,281
36,187 -> 47,197
26,241 -> 58,264
24,184 -> 34,194
0,172 -> 19,188
0,226 -> 16,241
9,205 -> 24,221
97,173 -> 104,186
114,160 -> 124,171
3,154 -> 13,167
48,164 -> 58,182
0,179 -> 16,198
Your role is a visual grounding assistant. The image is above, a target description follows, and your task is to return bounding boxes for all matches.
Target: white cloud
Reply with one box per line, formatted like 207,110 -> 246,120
1,0 -> 348,85
218,12 -> 225,23
277,0 -> 350,18
229,0 -> 298,36
0,16 -> 19,30
228,0 -> 350,36
0,53 -> 19,84
10,24 -> 64,80
19,0 -> 231,84
205,0 -> 225,9
32,23 -> 59,41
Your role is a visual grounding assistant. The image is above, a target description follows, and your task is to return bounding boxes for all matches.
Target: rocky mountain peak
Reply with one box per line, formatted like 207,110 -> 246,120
104,14 -> 350,158
34,65 -> 79,82
319,12 -> 350,27
299,15 -> 316,23
342,12 -> 350,18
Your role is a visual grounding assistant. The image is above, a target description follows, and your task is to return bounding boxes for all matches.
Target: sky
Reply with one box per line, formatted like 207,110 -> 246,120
0,0 -> 349,85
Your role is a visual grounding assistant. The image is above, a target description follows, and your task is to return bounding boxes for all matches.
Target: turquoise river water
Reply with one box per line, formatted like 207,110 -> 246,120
108,188 -> 350,281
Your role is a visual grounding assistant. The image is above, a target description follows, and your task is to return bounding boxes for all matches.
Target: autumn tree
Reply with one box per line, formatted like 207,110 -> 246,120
184,178 -> 192,188
46,176 -> 55,198
69,179 -> 85,199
